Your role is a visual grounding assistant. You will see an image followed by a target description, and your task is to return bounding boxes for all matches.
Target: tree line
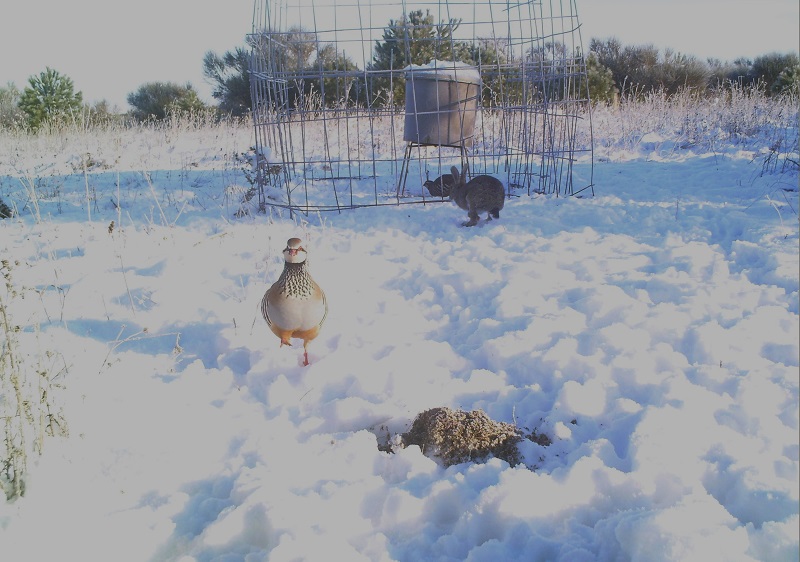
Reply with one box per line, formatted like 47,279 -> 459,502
1,9 -> 798,130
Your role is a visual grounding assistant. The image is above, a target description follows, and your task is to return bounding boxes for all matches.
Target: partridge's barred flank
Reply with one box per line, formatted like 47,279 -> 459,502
261,237 -> 328,366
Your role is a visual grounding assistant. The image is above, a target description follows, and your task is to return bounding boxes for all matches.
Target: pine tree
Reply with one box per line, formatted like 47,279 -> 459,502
203,47 -> 252,116
368,10 -> 472,106
585,52 -> 618,104
308,43 -> 362,107
246,27 -> 361,110
18,68 -> 82,130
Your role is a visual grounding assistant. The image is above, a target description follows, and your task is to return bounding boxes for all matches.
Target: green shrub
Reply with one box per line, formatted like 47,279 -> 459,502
585,52 -> 618,103
127,82 -> 207,121
771,60 -> 800,95
751,52 -> 800,95
18,68 -> 83,130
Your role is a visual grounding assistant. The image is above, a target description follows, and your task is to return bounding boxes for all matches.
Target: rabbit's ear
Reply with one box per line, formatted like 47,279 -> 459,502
451,166 -> 460,184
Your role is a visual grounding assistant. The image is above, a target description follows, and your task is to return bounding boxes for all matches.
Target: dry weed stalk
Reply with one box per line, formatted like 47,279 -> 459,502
1,259 -> 68,501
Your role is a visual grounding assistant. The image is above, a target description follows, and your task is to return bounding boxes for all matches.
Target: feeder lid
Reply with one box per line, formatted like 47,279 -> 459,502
404,59 -> 481,84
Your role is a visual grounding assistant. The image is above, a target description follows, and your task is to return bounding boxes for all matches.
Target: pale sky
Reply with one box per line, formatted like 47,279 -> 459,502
1,0 -> 798,110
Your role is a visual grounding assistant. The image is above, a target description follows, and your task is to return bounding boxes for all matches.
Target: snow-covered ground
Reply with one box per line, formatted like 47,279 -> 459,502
0,95 -> 798,561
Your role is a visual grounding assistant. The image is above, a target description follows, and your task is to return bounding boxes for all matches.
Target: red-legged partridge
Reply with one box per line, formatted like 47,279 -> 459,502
261,237 -> 328,366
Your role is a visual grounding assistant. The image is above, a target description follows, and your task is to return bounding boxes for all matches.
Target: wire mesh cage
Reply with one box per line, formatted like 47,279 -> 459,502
248,0 -> 594,215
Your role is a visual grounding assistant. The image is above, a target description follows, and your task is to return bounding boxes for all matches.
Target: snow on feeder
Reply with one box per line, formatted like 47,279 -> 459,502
403,61 -> 481,148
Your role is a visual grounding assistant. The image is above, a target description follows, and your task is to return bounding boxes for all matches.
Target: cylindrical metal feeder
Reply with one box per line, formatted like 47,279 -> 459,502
403,63 -> 481,148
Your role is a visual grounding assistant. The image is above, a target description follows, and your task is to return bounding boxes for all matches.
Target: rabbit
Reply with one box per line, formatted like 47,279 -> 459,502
450,163 -> 505,226
423,172 -> 455,198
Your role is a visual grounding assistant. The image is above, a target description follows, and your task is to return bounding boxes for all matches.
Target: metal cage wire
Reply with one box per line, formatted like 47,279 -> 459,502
248,0 -> 594,215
